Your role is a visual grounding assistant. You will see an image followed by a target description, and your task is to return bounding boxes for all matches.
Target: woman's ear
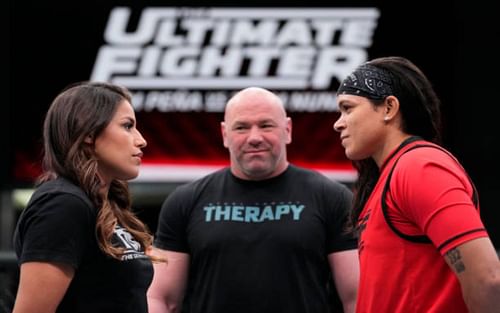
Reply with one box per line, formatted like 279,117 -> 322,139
84,134 -> 94,144
383,95 -> 400,122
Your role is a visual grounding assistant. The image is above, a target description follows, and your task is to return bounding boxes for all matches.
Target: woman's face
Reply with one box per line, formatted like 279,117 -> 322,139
333,94 -> 386,162
93,100 -> 147,184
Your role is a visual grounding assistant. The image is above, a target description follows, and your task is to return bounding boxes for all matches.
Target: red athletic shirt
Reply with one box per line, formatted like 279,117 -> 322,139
356,139 -> 488,313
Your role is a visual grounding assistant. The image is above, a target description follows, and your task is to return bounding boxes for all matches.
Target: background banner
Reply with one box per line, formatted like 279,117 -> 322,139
9,2 -> 455,185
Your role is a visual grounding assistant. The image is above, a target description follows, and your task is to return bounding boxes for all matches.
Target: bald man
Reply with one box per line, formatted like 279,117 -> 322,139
147,87 -> 359,313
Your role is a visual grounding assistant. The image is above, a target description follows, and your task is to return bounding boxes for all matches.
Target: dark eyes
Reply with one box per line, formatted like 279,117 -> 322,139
123,122 -> 134,130
339,104 -> 353,113
233,124 -> 274,131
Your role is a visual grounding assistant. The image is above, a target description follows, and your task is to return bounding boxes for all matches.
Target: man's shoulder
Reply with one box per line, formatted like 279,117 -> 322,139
174,167 -> 230,192
288,164 -> 350,190
288,164 -> 331,181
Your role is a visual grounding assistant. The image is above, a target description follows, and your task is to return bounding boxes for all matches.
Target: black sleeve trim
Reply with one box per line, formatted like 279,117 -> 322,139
381,141 -> 479,243
437,228 -> 486,252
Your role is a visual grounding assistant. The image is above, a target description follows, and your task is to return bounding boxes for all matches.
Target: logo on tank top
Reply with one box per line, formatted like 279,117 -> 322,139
203,202 -> 305,222
357,209 -> 370,254
113,225 -> 148,260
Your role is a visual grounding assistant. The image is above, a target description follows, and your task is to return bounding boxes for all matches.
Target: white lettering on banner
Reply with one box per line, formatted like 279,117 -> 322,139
91,7 -> 380,112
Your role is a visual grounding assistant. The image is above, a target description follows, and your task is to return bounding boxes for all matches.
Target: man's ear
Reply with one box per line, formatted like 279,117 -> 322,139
221,122 -> 228,148
285,117 -> 292,144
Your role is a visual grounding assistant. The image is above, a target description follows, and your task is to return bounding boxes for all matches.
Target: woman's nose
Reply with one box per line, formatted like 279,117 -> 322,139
136,131 -> 147,148
333,116 -> 344,132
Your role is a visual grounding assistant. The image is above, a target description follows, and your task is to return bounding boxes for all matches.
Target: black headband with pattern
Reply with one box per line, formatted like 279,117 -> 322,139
337,63 -> 394,100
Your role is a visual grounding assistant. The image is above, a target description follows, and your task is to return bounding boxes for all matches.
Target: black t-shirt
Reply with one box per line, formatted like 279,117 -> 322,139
155,165 -> 357,313
14,177 -> 153,313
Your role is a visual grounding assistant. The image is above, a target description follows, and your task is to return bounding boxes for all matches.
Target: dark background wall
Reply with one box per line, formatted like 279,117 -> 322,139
450,2 -> 499,247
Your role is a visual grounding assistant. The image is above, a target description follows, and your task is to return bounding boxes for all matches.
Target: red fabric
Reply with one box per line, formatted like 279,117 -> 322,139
356,140 -> 488,313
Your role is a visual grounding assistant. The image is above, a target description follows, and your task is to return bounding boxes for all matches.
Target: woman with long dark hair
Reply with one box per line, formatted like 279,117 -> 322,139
334,56 -> 500,312
13,81 -> 156,313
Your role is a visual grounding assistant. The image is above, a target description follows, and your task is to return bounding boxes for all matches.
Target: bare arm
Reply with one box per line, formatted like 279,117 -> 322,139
12,262 -> 74,313
147,248 -> 190,313
444,237 -> 500,313
328,249 -> 359,313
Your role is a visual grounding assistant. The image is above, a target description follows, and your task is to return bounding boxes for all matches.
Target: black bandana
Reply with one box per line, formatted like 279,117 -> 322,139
337,63 -> 394,100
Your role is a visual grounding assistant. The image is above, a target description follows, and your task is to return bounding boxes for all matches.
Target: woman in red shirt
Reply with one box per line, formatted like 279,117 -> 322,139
333,56 -> 500,313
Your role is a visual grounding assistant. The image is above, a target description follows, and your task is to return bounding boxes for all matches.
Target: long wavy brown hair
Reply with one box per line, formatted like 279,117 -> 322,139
38,81 -> 154,260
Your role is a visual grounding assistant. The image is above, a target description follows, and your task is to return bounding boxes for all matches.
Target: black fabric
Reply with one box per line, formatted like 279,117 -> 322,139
155,165 -> 356,313
13,177 -> 153,313
337,63 -> 394,100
